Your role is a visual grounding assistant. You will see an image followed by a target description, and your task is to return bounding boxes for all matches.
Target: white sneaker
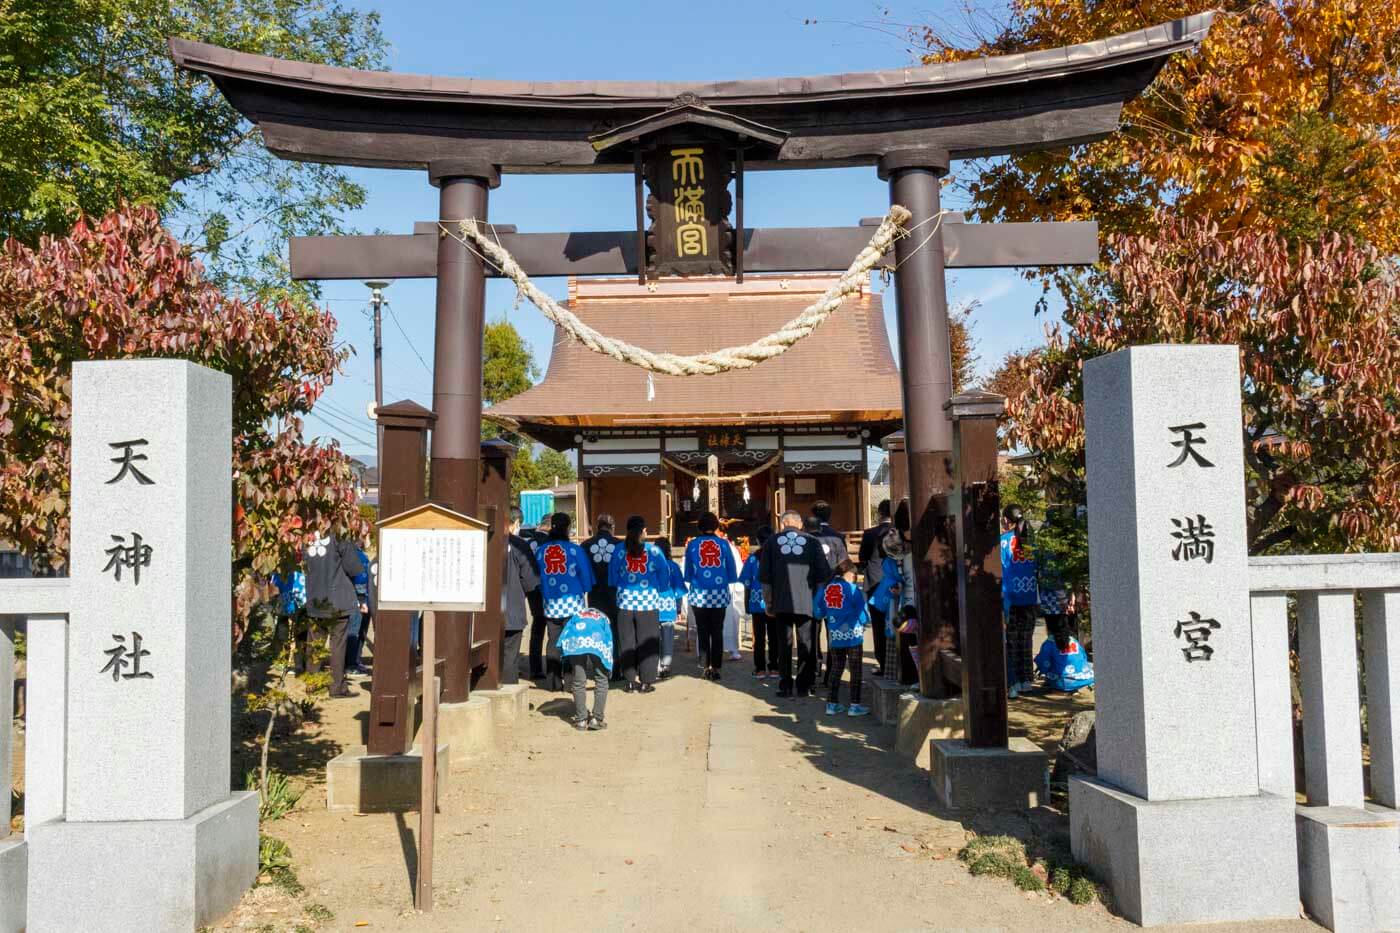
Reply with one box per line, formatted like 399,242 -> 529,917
1008,684 -> 1020,699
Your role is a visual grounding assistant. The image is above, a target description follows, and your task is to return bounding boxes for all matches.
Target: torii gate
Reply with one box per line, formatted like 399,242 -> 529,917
173,12 -> 1211,751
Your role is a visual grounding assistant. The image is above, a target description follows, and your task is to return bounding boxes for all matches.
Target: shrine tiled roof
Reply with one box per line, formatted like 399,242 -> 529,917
488,274 -> 902,436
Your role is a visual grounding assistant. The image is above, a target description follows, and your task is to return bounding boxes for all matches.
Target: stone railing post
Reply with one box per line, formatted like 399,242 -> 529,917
1364,589 -> 1400,809
1297,590 -> 1365,807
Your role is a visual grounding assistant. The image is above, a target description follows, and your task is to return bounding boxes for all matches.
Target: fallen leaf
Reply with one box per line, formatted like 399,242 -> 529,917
624,859 -> 634,865
864,816 -> 880,821
355,923 -> 370,928
900,844 -> 918,853
822,831 -> 834,838
883,826 -> 898,833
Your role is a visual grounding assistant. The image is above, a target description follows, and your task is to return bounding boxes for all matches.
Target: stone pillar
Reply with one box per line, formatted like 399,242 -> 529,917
368,400 -> 434,757
881,151 -> 958,700
30,360 -> 256,931
428,161 -> 497,704
1070,346 -> 1297,926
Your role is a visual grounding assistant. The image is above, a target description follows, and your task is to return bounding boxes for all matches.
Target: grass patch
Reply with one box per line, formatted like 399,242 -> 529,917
957,833 -> 1098,905
257,833 -> 305,896
246,768 -> 304,822
303,903 -> 334,922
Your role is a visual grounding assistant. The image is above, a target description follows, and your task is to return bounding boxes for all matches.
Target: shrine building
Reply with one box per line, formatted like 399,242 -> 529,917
489,272 -> 902,544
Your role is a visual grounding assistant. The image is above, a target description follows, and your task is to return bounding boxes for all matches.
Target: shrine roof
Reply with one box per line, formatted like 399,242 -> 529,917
488,274 -> 902,441
168,13 -> 1213,171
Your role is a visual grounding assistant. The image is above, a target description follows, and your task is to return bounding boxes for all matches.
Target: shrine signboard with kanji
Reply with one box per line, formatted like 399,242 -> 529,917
377,503 -> 490,612
645,142 -> 732,277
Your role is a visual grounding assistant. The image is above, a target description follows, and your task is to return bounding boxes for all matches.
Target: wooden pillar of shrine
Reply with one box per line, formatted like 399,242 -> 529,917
427,161 -> 497,703
881,150 -> 960,700
476,439 -> 515,690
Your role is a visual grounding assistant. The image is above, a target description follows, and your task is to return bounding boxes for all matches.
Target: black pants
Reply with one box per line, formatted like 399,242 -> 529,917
694,606 -> 727,671
897,628 -> 919,686
545,617 -> 568,687
868,604 -> 888,677
308,613 -> 350,694
527,590 -> 547,678
617,608 -> 661,684
751,612 -> 782,673
776,613 -> 817,693
1007,604 -> 1038,686
501,629 -> 524,685
828,644 -> 864,705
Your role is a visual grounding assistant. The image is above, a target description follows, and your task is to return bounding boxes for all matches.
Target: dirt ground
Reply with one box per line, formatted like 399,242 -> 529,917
203,630 -> 1321,933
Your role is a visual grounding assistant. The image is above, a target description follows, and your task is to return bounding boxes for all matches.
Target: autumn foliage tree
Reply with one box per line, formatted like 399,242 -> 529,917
0,204 -> 368,621
999,216 -> 1399,554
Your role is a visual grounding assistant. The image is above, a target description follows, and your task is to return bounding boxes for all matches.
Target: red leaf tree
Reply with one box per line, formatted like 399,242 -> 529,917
1001,215 -> 1399,554
0,203 -> 368,624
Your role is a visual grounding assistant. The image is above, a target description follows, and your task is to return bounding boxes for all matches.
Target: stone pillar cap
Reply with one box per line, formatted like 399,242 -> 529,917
429,159 -> 502,188
877,148 -> 951,180
944,389 -> 1005,420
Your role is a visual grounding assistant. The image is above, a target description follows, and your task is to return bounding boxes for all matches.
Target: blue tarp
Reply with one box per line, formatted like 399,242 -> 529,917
519,489 -> 554,529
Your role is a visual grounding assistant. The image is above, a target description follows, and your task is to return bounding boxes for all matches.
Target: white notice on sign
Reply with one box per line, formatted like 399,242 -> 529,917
378,526 -> 488,612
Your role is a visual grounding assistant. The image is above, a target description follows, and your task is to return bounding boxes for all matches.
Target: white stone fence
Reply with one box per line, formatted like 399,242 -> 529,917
1,578 -> 71,833
1248,552 -> 1400,931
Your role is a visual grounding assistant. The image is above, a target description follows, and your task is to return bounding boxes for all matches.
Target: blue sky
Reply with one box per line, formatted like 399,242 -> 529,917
300,0 -> 1053,458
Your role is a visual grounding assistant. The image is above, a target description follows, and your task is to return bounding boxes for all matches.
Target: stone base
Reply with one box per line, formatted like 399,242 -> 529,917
894,694 -> 963,769
930,737 -> 1048,810
868,677 -> 908,726
1071,777 -> 1298,926
0,837 -> 25,933
326,743 -> 449,814
27,791 -> 257,933
473,683 -> 530,730
1297,804 -> 1400,932
432,696 -> 496,769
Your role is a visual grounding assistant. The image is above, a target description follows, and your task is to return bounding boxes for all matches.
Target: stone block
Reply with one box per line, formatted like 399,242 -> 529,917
1070,777 -> 1298,926
930,737 -> 1047,810
474,683 -> 530,730
0,837 -> 25,933
868,676 -> 908,726
1296,804 -> 1400,932
894,694 -> 962,769
433,696 -> 496,768
22,613 -> 67,830
326,743 -> 449,814
67,360 -> 232,822
1084,346 -> 1257,802
27,791 -> 257,933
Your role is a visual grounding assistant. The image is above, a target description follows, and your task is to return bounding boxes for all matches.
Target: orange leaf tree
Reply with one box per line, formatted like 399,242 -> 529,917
999,216 -> 1399,554
0,203 -> 368,622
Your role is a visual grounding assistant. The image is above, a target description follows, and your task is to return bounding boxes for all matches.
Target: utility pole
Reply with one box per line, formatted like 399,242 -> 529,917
365,280 -> 389,473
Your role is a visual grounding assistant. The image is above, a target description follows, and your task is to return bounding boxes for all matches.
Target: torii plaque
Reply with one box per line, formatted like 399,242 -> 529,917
172,12 -> 1213,744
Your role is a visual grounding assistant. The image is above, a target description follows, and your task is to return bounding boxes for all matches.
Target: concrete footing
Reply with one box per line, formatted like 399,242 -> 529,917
473,683 -> 530,730
893,694 -> 963,769
0,837 -> 26,933
326,743 -> 449,813
1070,777 -> 1298,926
1296,804 -> 1400,932
868,677 -> 908,726
930,737 -> 1047,810
26,791 -> 258,932
433,696 -> 496,768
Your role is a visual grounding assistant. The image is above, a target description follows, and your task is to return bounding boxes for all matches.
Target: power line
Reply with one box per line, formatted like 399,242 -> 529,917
386,302 -> 433,377
305,408 -> 375,448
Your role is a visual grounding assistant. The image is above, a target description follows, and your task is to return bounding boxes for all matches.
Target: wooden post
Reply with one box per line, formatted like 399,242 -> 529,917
706,454 -> 720,515
417,608 -> 437,912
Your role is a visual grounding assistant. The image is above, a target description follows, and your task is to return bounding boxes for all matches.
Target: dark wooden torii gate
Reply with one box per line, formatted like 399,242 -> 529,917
173,12 -> 1211,752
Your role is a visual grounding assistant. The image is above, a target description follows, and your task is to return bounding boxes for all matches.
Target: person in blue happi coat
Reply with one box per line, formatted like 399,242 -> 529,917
685,511 -> 740,681
654,536 -> 686,679
814,558 -> 871,717
1001,505 -> 1039,698
557,607 -> 613,730
740,526 -> 782,680
1034,617 -> 1095,693
535,512 -> 594,692
609,515 -> 670,693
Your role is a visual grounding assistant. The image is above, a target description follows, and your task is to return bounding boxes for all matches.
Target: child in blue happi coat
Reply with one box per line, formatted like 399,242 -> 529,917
655,536 -> 686,679
740,526 -> 782,679
1034,617 -> 1095,693
535,512 -> 595,692
814,558 -> 870,717
557,607 -> 613,730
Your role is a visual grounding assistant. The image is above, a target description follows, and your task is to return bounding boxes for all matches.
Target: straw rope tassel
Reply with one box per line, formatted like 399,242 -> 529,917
443,205 -> 915,378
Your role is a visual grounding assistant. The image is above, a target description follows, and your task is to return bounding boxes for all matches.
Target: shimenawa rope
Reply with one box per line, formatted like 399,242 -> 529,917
662,453 -> 781,484
440,205 -> 916,378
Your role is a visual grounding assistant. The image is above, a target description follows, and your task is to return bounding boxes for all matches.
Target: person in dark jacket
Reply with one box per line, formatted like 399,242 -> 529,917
302,532 -> 366,698
810,500 -> 849,572
521,521 -> 550,679
759,510 -> 828,698
858,499 -> 893,677
580,514 -> 622,682
502,507 -> 541,685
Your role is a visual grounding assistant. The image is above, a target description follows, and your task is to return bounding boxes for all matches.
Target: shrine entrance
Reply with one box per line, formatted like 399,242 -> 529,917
172,11 -> 1212,764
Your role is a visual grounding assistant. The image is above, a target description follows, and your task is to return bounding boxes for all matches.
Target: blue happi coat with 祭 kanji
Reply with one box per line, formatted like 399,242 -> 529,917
659,557 -> 686,624
1000,530 -> 1038,614
556,608 -> 614,671
272,571 -> 305,616
608,542 -> 671,612
813,578 -> 868,649
684,533 -> 739,608
867,556 -> 903,618
535,539 -> 595,619
1034,636 -> 1094,692
739,552 -> 765,614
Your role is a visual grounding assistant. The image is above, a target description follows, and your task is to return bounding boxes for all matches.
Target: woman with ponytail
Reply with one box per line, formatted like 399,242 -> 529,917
608,515 -> 670,692
684,511 -> 739,680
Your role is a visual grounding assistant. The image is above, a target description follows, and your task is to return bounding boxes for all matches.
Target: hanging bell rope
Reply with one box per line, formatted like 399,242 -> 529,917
440,205 -> 915,378
662,453 -> 781,483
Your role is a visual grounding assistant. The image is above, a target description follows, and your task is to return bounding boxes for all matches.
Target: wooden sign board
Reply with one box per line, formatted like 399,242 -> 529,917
376,502 -> 489,612
645,142 -> 732,277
